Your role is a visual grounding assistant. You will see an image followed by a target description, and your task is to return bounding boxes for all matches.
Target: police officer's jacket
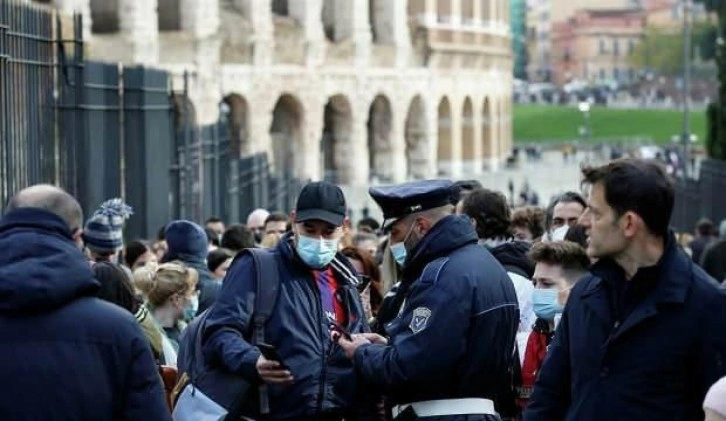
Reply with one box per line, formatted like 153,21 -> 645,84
354,215 -> 520,410
202,234 -> 379,420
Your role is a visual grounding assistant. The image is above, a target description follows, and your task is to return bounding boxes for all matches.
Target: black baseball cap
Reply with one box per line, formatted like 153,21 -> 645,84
295,181 -> 347,226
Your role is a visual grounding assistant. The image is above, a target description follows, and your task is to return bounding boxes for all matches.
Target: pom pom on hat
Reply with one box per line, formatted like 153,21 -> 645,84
82,198 -> 133,254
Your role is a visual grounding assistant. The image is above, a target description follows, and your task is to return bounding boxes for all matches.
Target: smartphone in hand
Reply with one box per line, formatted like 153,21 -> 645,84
328,319 -> 352,342
258,343 -> 288,369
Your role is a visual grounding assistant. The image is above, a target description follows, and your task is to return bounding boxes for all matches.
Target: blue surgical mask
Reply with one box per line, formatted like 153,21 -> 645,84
391,242 -> 407,266
183,295 -> 199,322
390,222 -> 416,267
532,288 -> 564,320
296,234 -> 338,269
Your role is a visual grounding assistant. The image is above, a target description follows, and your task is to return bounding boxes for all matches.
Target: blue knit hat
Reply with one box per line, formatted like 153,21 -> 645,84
162,220 -> 208,263
82,198 -> 133,254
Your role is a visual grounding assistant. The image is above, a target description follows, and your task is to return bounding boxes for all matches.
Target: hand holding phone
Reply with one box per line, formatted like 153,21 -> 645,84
258,343 -> 288,369
328,319 -> 352,342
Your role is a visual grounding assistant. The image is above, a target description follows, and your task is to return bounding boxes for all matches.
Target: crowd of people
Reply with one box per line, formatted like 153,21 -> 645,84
0,158 -> 725,420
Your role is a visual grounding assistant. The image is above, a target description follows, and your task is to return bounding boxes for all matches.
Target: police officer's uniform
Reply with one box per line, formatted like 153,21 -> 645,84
352,180 -> 520,420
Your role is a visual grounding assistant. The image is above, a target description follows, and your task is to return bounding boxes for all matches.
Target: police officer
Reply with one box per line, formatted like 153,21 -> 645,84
338,180 -> 520,420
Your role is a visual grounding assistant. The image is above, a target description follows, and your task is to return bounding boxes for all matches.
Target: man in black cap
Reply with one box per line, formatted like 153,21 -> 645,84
337,179 -> 520,420
202,181 -> 381,420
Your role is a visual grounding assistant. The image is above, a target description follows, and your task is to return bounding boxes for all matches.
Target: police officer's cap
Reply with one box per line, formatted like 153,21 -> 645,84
369,179 -> 454,230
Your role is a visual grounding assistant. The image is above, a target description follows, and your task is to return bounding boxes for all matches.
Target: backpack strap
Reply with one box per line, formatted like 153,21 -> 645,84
246,248 -> 281,417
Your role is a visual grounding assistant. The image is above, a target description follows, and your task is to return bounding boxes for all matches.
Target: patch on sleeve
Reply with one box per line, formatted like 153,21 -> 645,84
409,307 -> 432,334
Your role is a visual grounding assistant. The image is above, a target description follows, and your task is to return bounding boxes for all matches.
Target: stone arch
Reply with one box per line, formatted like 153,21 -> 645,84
462,97 -> 475,168
482,97 -> 492,160
322,0 -> 350,42
158,0 -> 182,31
437,0 -> 451,23
437,97 -> 453,176
369,0 -> 393,44
269,94 -> 304,177
405,95 -> 427,180
322,94 -> 354,184
272,0 -> 289,16
90,0 -> 119,34
222,94 -> 249,156
367,94 -> 393,182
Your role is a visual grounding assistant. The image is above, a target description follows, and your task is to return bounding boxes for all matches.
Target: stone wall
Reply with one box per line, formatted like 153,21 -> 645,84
52,0 -> 514,185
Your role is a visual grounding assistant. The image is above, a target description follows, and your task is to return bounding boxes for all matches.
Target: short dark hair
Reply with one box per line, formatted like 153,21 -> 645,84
696,218 -> 714,237
461,188 -> 512,240
205,227 -> 220,247
563,224 -> 588,249
451,180 -> 484,204
123,240 -> 151,268
581,159 -> 674,238
205,216 -> 223,225
207,248 -> 235,272
556,191 -> 587,210
221,224 -> 255,251
264,212 -> 289,227
528,240 -> 590,280
511,206 -> 546,240
92,262 -> 139,313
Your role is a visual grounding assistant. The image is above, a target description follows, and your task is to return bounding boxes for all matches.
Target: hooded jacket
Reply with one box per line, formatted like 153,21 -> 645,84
0,208 -> 170,420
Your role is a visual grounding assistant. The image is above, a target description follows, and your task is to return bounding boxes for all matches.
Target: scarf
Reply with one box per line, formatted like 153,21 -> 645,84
518,318 -> 553,409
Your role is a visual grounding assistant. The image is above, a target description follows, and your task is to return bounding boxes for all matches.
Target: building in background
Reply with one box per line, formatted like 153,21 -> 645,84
511,0 -> 528,80
528,0 -> 634,82
42,0 -> 514,184
551,8 -> 645,86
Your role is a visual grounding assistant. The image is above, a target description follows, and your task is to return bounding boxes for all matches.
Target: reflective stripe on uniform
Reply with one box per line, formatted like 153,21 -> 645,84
392,398 -> 497,418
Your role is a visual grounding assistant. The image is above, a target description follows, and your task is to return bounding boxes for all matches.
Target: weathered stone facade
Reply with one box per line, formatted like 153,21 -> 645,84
48,0 -> 513,186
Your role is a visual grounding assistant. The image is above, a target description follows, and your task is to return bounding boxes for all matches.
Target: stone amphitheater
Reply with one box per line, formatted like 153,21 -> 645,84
41,0 -> 514,186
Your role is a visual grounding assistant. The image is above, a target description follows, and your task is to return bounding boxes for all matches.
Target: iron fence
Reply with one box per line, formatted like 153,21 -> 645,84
2,1 -> 306,241
0,1 -> 59,206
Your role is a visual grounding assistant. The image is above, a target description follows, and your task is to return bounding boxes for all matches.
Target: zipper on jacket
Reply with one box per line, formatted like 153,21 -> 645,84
308,276 -> 328,414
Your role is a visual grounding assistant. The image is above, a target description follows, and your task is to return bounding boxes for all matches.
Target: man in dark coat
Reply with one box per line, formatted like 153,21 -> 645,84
524,159 -> 726,420
202,181 -> 381,420
339,180 -> 520,420
0,185 -> 169,420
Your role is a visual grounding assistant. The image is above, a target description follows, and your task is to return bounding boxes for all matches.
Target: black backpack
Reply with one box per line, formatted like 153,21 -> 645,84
174,248 -> 280,419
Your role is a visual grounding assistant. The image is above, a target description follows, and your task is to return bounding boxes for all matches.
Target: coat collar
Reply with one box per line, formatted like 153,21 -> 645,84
580,233 -> 692,339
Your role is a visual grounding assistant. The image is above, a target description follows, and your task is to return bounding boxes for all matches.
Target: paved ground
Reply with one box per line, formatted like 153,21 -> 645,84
342,151 -> 596,223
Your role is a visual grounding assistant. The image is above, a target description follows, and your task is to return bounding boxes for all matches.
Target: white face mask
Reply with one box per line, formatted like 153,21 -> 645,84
549,225 -> 570,242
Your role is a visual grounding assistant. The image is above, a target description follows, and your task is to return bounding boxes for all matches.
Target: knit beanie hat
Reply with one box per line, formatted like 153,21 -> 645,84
162,220 -> 208,263
704,376 -> 726,417
82,198 -> 133,254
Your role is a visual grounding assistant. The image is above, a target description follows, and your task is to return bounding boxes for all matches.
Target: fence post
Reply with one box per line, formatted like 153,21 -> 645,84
123,66 -> 173,239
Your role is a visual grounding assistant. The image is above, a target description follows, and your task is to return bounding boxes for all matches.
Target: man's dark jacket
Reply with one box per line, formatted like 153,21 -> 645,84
524,235 -> 726,420
202,234 -> 379,420
0,208 -> 170,420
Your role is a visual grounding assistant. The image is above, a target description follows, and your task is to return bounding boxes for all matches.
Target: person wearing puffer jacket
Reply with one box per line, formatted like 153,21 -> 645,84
0,185 -> 169,420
